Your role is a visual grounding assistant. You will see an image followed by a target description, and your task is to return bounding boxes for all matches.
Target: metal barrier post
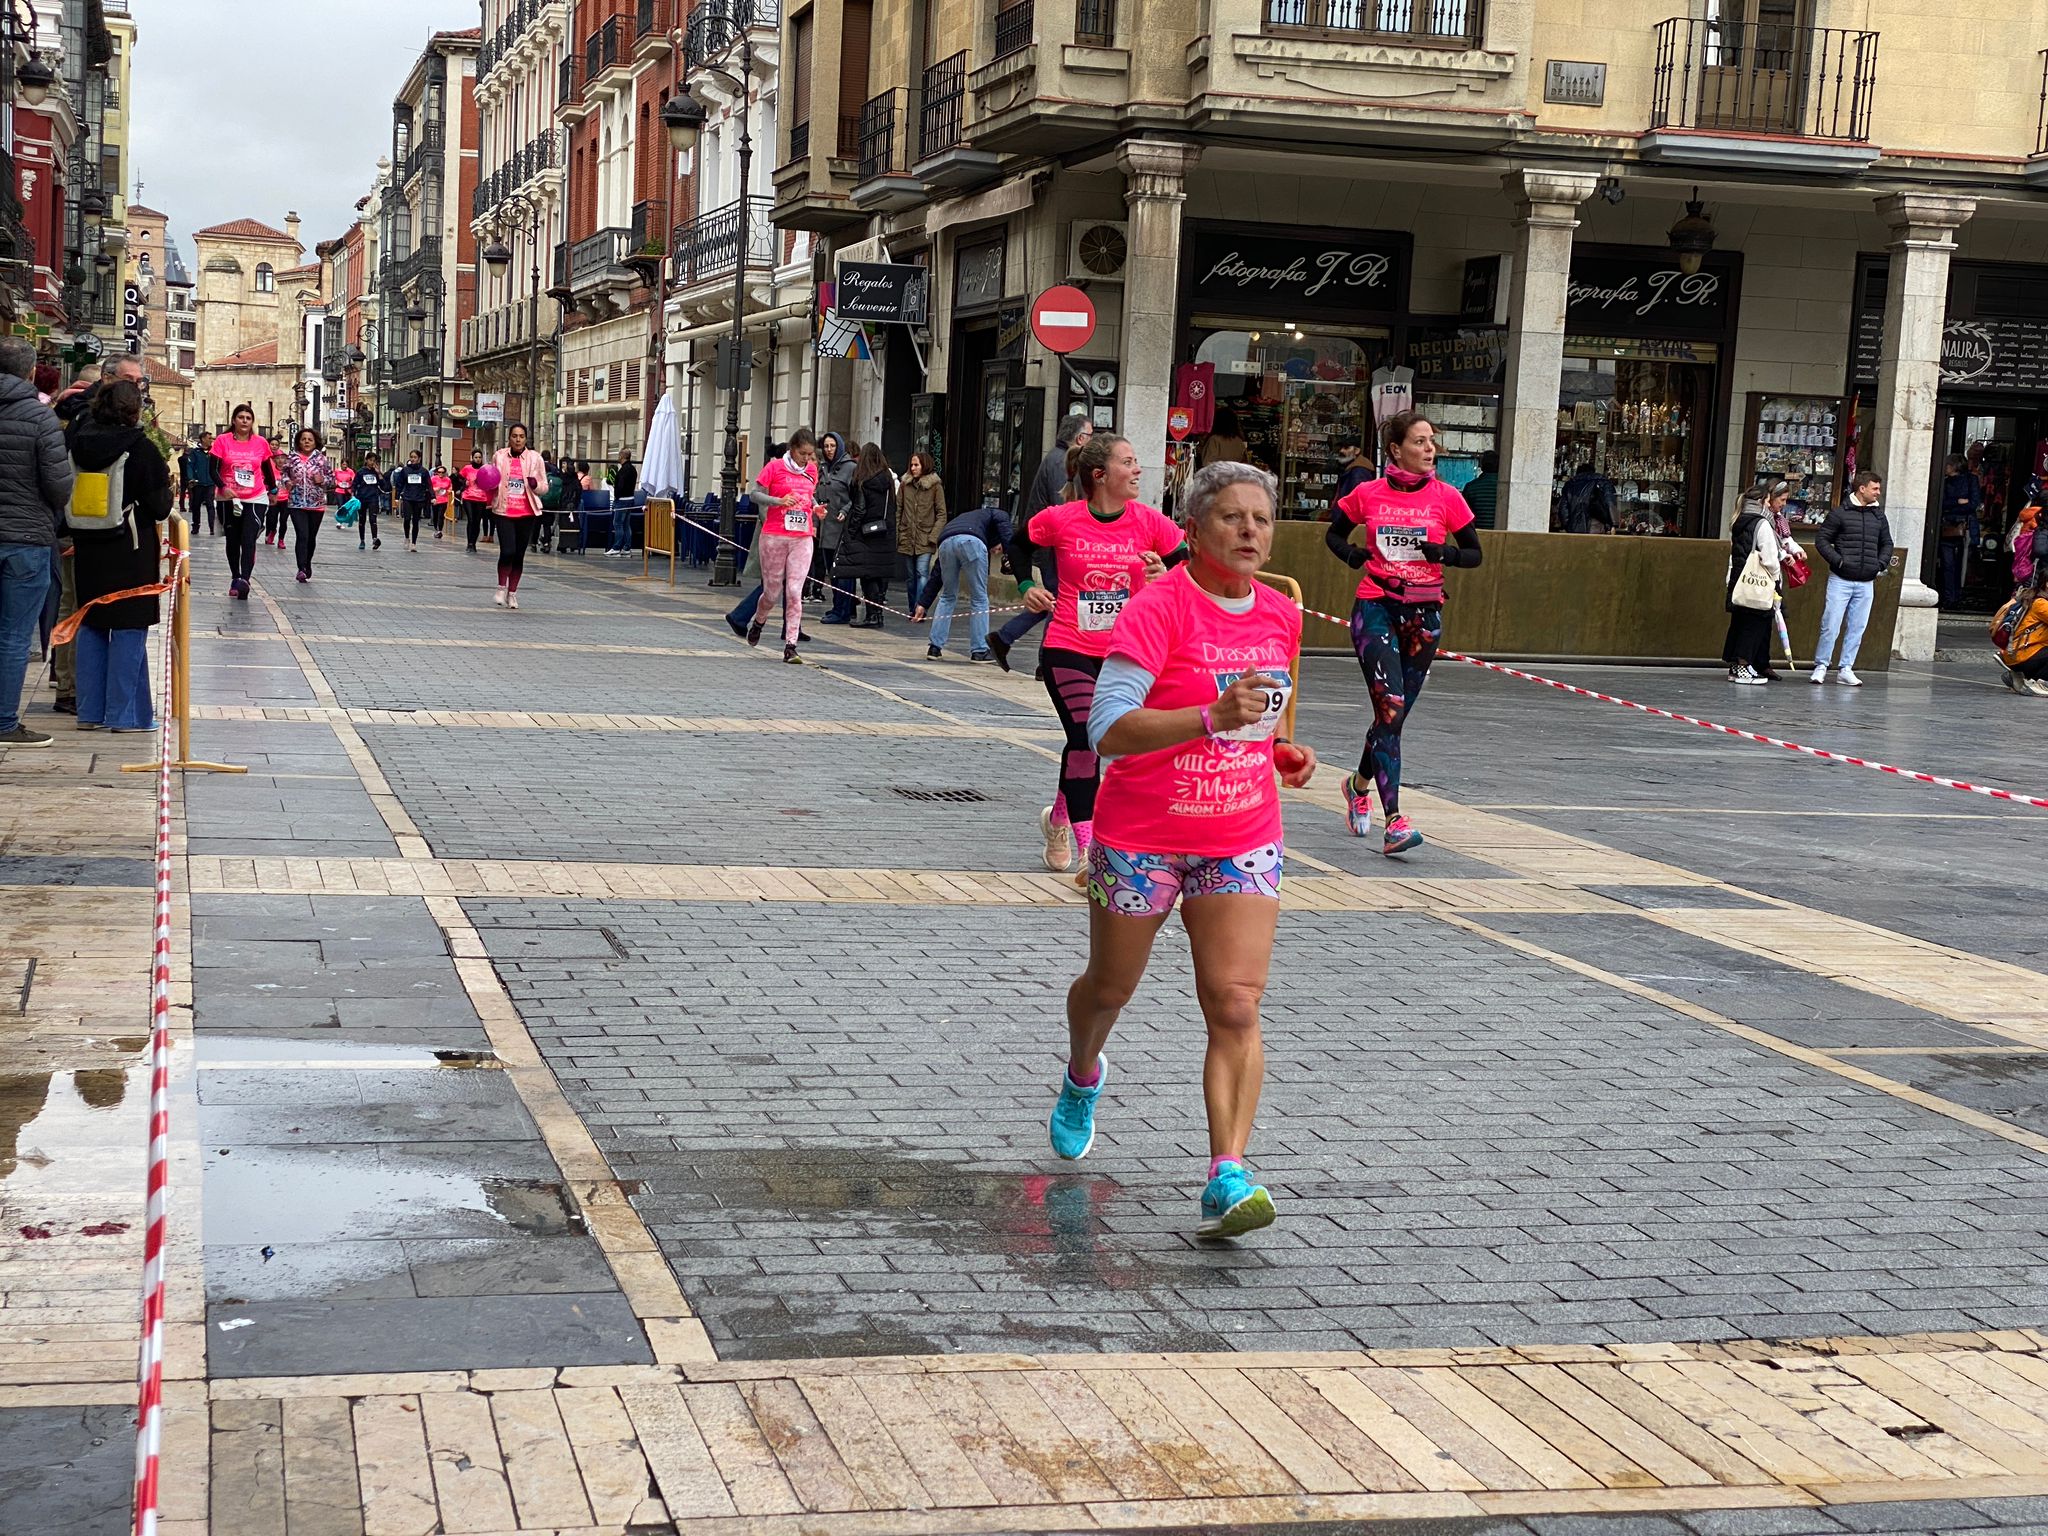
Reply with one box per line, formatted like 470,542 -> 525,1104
123,513 -> 246,776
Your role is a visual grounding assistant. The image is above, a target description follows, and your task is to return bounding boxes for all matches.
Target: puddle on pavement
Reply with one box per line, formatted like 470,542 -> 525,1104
681,1145 -> 1253,1295
1,1064 -> 143,1199
203,1143 -> 574,1247
196,1038 -> 501,1069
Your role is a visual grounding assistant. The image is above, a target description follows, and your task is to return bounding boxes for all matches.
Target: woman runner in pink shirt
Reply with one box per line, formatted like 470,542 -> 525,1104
1009,434 -> 1186,882
209,404 -> 276,600
748,428 -> 820,664
490,423 -> 547,609
1046,461 -> 1317,1239
1325,410 -> 1482,856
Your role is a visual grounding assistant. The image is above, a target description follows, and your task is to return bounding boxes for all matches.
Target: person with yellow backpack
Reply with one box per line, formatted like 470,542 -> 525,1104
1994,496 -> 2048,697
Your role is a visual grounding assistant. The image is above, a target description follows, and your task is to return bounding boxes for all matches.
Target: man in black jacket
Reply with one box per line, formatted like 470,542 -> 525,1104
1811,469 -> 1893,687
0,337 -> 75,747
354,452 -> 387,551
392,450 -> 433,552
988,412 -> 1092,671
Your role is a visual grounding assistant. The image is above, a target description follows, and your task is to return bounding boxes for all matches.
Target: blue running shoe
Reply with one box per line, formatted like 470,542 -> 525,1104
1342,772 -> 1374,838
1198,1161 -> 1276,1238
1382,815 -> 1424,857
1049,1055 -> 1105,1160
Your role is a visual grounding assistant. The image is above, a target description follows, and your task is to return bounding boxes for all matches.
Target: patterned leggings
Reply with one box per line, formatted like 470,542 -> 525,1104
1349,597 -> 1442,819
1040,646 -> 1104,825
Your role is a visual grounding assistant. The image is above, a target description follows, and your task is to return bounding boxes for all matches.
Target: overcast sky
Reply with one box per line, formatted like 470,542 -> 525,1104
128,0 -> 479,263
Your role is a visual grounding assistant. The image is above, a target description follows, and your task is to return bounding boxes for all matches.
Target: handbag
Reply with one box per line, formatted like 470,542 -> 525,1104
1783,551 -> 1811,589
1730,548 -> 1777,611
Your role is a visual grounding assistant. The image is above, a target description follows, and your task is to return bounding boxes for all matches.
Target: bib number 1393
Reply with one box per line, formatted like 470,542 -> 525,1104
1077,587 -> 1129,633
1212,668 -> 1293,742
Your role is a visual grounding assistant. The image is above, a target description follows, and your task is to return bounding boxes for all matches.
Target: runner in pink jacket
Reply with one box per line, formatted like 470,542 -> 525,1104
490,426 -> 547,609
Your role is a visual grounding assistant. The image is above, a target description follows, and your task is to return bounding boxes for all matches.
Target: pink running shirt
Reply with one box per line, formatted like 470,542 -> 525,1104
1334,475 -> 1475,603
1092,566 -> 1301,858
1025,499 -> 1184,657
757,454 -> 819,539
211,433 -> 275,502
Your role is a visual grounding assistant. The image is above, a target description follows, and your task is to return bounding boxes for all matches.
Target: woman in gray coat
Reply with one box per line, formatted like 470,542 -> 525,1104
814,431 -> 858,622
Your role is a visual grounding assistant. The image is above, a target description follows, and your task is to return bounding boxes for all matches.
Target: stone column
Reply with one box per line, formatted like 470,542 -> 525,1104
1116,138 -> 1201,496
1871,192 -> 1974,662
1497,169 -> 1599,533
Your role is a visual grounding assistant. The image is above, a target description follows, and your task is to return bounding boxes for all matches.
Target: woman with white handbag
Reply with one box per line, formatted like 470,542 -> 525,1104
1723,488 -> 1783,684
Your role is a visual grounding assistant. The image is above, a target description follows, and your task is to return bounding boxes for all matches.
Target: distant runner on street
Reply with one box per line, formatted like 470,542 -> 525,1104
210,404 -> 275,601
1325,410 -> 1481,856
1048,461 -> 1313,1239
1009,433 -> 1185,884
282,428 -> 334,583
490,424 -> 545,609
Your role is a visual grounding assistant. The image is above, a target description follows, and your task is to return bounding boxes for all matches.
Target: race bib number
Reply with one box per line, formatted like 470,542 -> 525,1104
1077,587 -> 1129,632
1212,668 -> 1293,743
1376,524 -> 1429,563
782,508 -> 810,533
234,466 -> 257,491
508,477 -> 526,497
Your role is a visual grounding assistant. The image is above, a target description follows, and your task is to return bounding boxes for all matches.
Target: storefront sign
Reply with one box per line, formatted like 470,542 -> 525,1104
1566,251 -> 1733,335
1851,311 -> 2048,395
1459,257 -> 1505,325
1543,60 -> 1606,106
1409,325 -> 1506,386
954,238 -> 1005,313
1566,335 -> 1719,363
837,261 -> 929,325
1185,224 -> 1405,323
475,392 -> 505,424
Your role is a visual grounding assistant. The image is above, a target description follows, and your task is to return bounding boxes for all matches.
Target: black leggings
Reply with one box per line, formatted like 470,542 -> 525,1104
223,501 -> 263,581
264,502 -> 287,541
497,516 -> 535,589
1040,646 -> 1104,826
466,501 -> 489,549
291,508 -> 324,576
401,500 -> 428,543
1349,597 -> 1443,819
357,504 -> 380,545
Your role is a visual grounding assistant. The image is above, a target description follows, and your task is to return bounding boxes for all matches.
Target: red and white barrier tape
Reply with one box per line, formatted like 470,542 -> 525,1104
661,511 -> 2048,813
132,548 -> 185,1536
1292,597 -> 2048,812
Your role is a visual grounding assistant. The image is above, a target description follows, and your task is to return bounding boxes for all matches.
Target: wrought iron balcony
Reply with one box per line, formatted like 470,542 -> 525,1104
685,0 -> 775,68
629,198 -> 669,259
472,132 -> 559,219
559,55 -> 579,105
920,52 -> 966,159
787,121 -> 809,165
667,195 -> 774,289
478,0 -> 545,83
857,89 -> 908,183
1650,17 -> 1877,140
569,226 -> 633,286
635,0 -> 673,45
584,16 -> 621,85
388,348 -> 442,386
400,123 -> 445,188
1261,0 -> 1481,45
993,0 -> 1033,59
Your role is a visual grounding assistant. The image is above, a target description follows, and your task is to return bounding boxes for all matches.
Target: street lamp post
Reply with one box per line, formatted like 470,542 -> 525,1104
663,25 -> 753,588
482,198 -> 547,443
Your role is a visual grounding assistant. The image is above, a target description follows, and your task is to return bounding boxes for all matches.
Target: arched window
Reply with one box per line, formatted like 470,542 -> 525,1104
255,263 -> 275,293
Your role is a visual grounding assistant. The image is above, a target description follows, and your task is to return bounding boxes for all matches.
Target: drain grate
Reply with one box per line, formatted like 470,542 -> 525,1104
890,787 -> 993,804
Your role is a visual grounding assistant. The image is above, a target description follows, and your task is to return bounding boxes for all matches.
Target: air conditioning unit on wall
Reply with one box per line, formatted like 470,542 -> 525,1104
1068,220 -> 1129,283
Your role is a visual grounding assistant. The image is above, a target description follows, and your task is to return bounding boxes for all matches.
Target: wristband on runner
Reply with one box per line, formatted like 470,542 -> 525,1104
1199,704 -> 1215,738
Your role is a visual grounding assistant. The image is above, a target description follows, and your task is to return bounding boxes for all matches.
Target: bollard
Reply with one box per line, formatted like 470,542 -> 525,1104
122,514 -> 246,776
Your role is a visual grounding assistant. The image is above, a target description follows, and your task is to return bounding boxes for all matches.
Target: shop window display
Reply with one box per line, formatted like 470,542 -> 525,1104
1553,349 -> 1715,535
1191,325 -> 1385,520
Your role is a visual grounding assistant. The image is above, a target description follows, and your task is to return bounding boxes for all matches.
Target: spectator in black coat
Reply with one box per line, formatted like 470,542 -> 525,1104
0,336 -> 73,747
67,380 -> 170,732
837,441 -> 898,628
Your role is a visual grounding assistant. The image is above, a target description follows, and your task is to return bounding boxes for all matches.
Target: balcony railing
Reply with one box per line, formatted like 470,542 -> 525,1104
477,0 -> 544,83
667,195 -> 775,288
400,123 -> 445,187
552,241 -> 569,290
1261,0 -> 1481,45
1075,0 -> 1116,45
471,131 -> 559,219
569,226 -> 633,285
920,52 -> 966,158
857,89 -> 909,182
1650,17 -> 1877,140
787,120 -> 810,164
629,198 -> 669,258
461,300 -> 545,361
388,348 -> 442,386
584,15 -> 621,84
2035,48 -> 2047,156
559,55 -> 579,105
686,0 -> 776,68
993,0 -> 1034,58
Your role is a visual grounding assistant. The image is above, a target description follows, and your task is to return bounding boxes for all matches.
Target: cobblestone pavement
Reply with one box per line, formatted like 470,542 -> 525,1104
8,529 -> 2048,1534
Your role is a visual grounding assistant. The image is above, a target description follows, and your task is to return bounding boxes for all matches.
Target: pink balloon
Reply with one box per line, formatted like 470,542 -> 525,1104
474,464 -> 502,495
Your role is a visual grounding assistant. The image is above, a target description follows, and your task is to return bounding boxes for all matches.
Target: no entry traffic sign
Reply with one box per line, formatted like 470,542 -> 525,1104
1031,285 -> 1096,355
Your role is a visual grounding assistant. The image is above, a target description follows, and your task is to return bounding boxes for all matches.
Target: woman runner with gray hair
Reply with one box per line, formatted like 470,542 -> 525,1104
1045,460 -> 1317,1240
